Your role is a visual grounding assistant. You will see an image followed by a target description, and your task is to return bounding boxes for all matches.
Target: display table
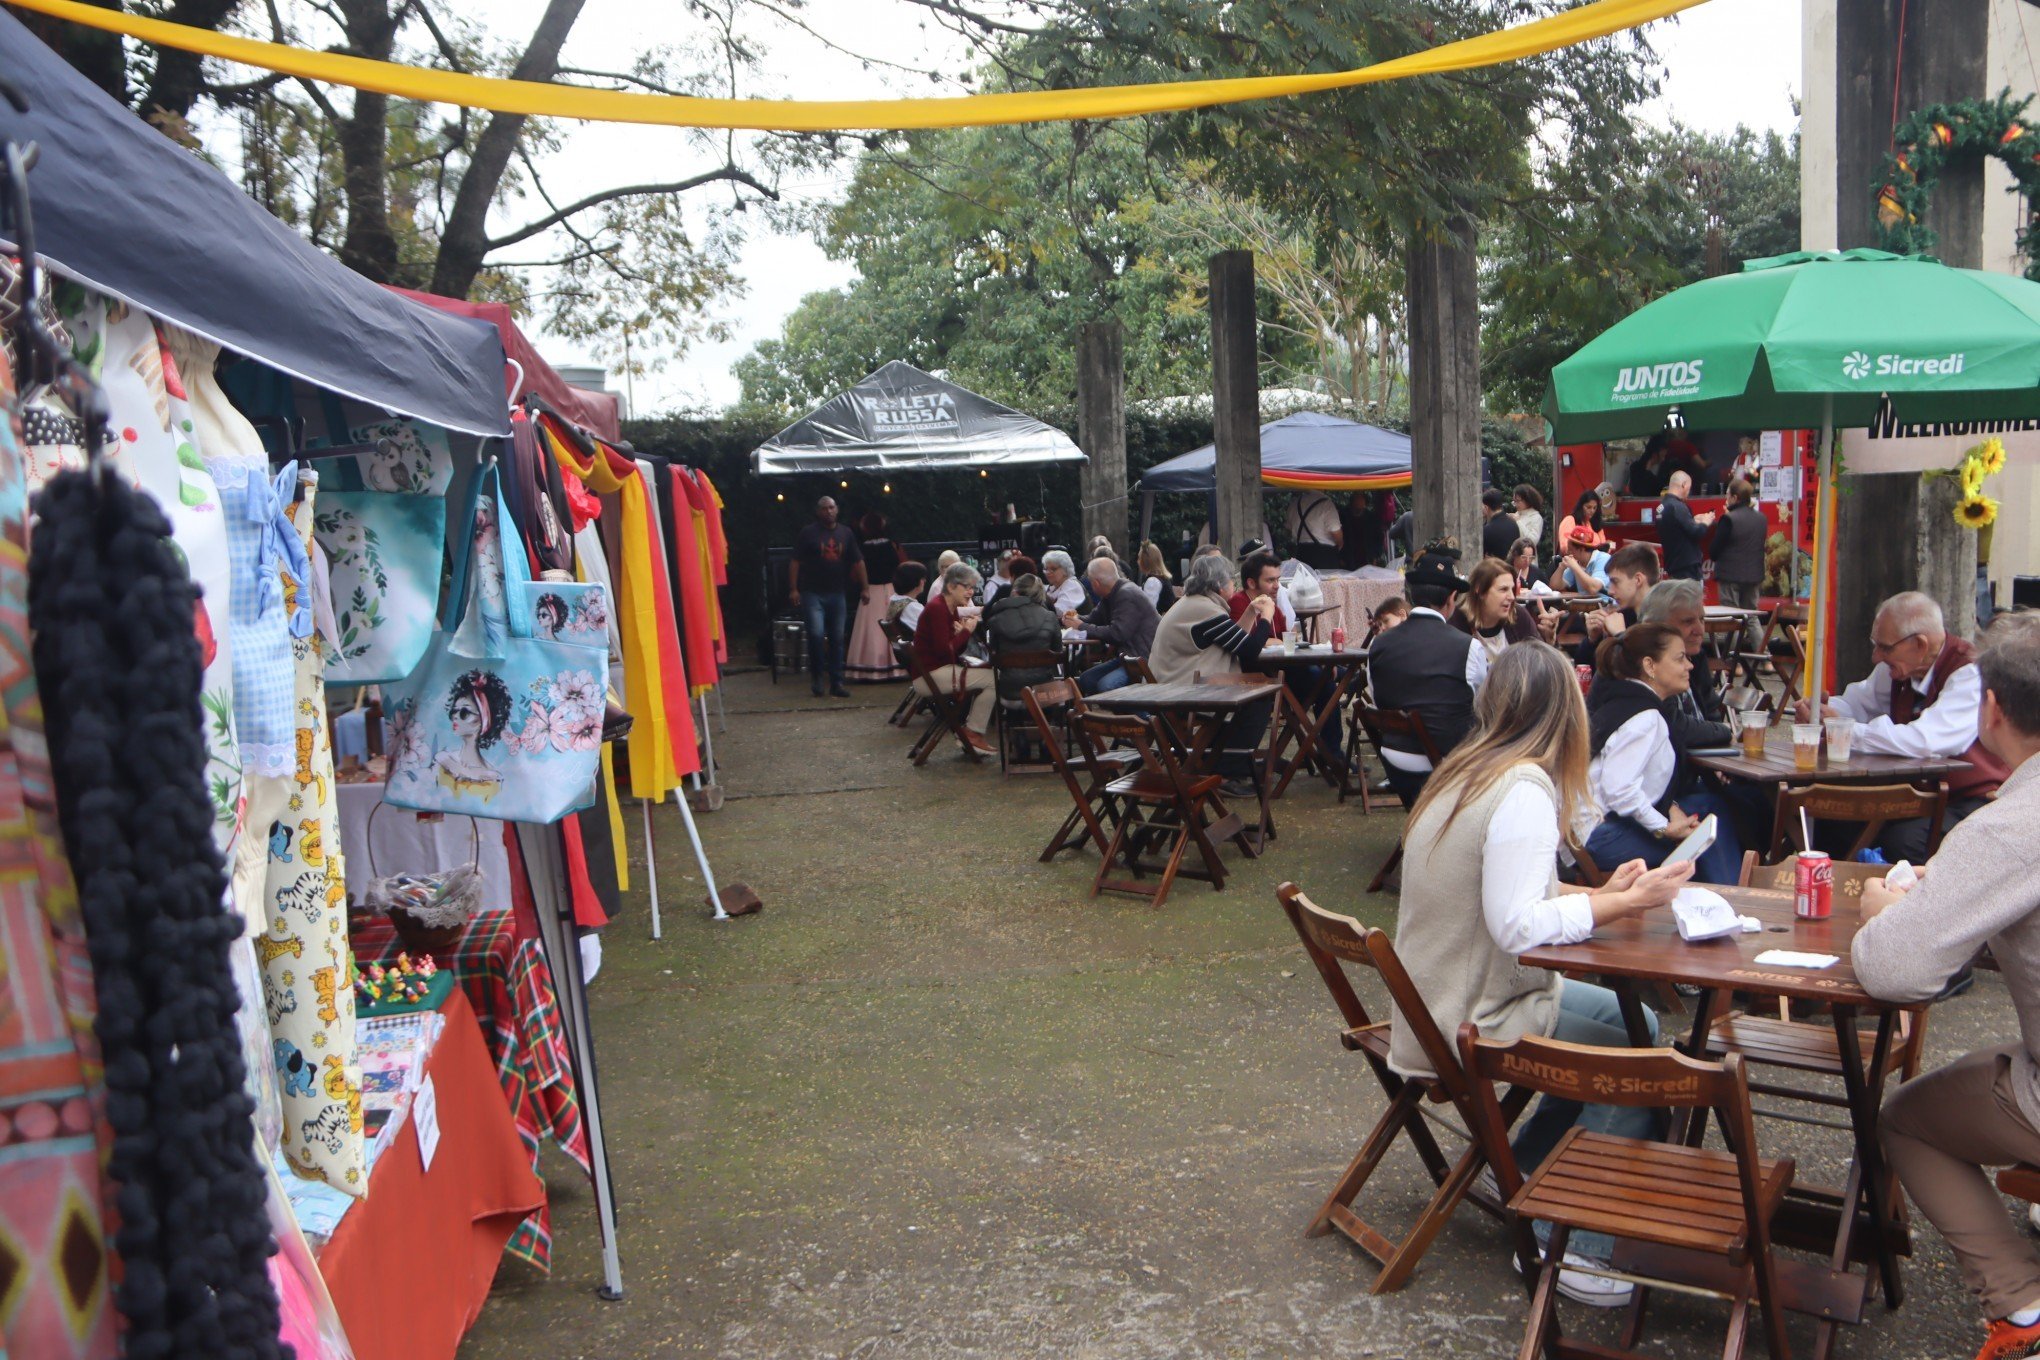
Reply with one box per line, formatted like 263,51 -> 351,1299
352,908 -> 590,1270
319,991 -> 543,1360
1310,573 -> 1404,640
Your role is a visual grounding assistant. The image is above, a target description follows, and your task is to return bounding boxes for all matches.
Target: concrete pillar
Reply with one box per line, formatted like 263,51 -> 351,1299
1406,213 -> 1483,557
1077,321 -> 1128,558
1208,251 -> 1263,557
1830,0 -> 1987,673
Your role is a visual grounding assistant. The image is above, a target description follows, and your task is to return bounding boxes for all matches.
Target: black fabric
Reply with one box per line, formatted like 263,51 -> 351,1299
983,594 -> 1060,699
30,472 -> 284,1360
0,15 -> 507,436
1626,457 -> 1668,498
502,415 -> 575,575
1144,574 -> 1181,614
1588,677 -> 1683,817
1481,514 -> 1518,561
1656,494 -> 1707,574
1709,505 -> 1767,586
1085,580 -> 1160,658
859,535 -> 902,580
1341,499 -> 1390,568
1367,612 -> 1477,757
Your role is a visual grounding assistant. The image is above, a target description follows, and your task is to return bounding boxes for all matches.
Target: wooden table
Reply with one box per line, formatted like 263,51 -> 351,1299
1253,643 -> 1369,796
1522,885 -> 1906,1358
1690,727 -> 1969,786
1087,678 -> 1283,850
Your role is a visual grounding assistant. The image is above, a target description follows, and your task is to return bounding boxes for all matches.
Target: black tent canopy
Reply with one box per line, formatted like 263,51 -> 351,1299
0,12 -> 508,437
751,361 -> 1084,474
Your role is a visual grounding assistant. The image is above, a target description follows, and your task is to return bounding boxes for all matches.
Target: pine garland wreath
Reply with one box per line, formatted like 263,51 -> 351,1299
1873,90 -> 2040,281
28,470 -> 286,1360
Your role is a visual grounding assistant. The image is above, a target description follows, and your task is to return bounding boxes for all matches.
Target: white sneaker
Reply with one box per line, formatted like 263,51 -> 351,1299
2028,1202 -> 2040,1235
1514,1250 -> 1635,1308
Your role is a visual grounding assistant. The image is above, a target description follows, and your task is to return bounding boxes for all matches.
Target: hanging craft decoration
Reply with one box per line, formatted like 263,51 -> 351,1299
1931,434 -> 2007,531
1873,90 -> 2040,282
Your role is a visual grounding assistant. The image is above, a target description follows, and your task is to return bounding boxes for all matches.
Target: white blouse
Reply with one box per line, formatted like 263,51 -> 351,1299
1049,577 -> 1086,616
1589,687 -> 1676,834
1482,779 -> 1596,955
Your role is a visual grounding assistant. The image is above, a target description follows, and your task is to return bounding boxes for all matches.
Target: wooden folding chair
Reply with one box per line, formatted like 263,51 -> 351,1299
896,637 -> 985,767
1350,700 -> 1442,892
989,648 -> 1064,775
882,618 -> 928,728
1736,603 -> 1808,704
1074,711 -> 1246,906
1024,681 -> 1134,861
1765,782 -> 1947,862
1123,655 -> 1156,685
1460,1029 -> 1796,1360
1276,884 -> 1527,1293
1270,662 -> 1366,798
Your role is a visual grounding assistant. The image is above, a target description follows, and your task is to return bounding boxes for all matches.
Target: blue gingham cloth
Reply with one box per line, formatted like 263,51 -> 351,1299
213,459 -> 311,778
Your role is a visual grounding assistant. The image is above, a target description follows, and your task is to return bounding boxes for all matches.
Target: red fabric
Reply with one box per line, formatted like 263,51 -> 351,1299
639,487 -> 701,776
1226,590 -> 1250,622
667,470 -> 719,692
914,595 -> 971,671
557,814 -> 610,929
560,469 -> 601,533
695,470 -> 730,586
319,991 -> 544,1360
385,289 -> 620,441
1888,636 -> 2009,800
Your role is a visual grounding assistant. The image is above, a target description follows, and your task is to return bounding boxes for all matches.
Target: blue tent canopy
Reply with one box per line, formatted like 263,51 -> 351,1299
1138,411 -> 1411,492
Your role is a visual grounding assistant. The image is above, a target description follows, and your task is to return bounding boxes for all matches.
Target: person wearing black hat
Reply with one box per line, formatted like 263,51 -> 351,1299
1367,551 -> 1489,806
1480,489 -> 1518,561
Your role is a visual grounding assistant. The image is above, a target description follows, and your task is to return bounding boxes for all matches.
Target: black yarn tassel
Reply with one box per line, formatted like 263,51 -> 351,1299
29,471 -> 288,1360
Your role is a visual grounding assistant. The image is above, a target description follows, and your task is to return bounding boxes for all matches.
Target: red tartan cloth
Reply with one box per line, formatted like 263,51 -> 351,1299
351,909 -> 589,1271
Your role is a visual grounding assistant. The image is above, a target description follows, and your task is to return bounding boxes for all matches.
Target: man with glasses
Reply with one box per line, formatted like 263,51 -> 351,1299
1796,590 -> 2008,860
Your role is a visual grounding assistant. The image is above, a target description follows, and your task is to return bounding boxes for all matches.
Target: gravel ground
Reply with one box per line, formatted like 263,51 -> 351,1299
457,668 -> 1998,1359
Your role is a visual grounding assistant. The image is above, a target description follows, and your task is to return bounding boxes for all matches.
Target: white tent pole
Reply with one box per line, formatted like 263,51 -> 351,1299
642,797 -> 662,940
714,682 -> 726,733
671,787 -> 729,920
516,824 -> 625,1301
697,693 -> 717,784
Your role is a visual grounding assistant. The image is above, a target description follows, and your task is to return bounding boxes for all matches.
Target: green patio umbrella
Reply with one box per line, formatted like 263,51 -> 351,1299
1543,248 -> 2040,709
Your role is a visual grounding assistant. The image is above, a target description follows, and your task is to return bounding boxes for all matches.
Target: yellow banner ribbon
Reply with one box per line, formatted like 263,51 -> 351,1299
6,0 -> 1703,131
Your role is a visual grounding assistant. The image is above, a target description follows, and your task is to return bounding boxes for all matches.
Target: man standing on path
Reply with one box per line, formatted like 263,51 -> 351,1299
1656,470 -> 1714,582
1854,613 -> 2040,1360
788,496 -> 864,698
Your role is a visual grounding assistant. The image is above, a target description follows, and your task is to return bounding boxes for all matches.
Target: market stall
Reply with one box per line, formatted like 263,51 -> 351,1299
0,17 -> 733,1359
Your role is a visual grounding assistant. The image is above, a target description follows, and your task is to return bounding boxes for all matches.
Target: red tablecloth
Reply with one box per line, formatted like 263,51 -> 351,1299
319,991 -> 543,1360
351,908 -> 590,1270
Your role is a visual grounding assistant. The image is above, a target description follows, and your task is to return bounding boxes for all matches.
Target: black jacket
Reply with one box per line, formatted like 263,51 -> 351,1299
1367,611 -> 1479,758
1482,513 -> 1519,562
984,595 -> 1061,699
1656,494 -> 1708,574
1084,580 -> 1161,658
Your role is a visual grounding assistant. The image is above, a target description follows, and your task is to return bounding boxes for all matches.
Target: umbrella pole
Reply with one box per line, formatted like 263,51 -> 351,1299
1809,395 -> 1833,716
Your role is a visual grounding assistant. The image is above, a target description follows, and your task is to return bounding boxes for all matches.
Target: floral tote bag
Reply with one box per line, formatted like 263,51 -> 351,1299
380,463 -> 602,823
521,580 -> 610,651
314,490 -> 446,685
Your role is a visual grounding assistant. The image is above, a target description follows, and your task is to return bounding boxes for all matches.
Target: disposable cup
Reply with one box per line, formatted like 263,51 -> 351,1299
1792,723 -> 1821,771
1825,715 -> 1855,764
1739,710 -> 1770,759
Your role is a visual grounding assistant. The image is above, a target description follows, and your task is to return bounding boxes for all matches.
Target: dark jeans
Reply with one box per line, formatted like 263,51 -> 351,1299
1218,697 -> 1274,780
1881,796 -> 1989,863
1585,807 -> 1743,885
801,589 -> 847,691
1078,658 -> 1131,696
1382,761 -> 1429,809
1665,563 -> 1704,582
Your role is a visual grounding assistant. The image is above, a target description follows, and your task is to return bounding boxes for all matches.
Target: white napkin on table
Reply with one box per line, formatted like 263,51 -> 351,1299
1753,949 -> 1840,969
1673,887 -> 1760,942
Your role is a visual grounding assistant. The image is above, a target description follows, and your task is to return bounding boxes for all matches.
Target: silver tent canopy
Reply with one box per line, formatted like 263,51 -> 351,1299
750,361 -> 1084,474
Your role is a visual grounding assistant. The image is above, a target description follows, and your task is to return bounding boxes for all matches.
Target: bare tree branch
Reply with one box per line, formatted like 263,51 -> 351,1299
484,165 -> 776,250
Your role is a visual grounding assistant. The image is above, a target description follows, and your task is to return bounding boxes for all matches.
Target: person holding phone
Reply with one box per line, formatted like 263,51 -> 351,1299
1583,624 -> 1744,883
1390,642 -> 1694,1307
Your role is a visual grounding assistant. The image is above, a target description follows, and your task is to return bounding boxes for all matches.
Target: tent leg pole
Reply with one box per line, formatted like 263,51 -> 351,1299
678,793 -> 729,921
518,824 -> 625,1301
698,694 -> 717,785
715,682 -> 726,733
642,798 -> 662,941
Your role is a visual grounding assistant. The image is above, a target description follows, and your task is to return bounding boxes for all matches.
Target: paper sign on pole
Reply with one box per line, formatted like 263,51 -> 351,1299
1760,466 -> 1801,503
1759,431 -> 1783,467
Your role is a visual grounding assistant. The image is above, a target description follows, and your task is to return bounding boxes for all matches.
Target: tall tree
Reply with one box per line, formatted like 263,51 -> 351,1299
40,0 -> 807,368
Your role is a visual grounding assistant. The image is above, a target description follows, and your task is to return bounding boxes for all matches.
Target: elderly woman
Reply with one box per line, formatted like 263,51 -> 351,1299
1041,549 -> 1086,616
1147,553 -> 1277,794
913,561 -> 996,755
926,549 -> 963,601
983,573 -> 1062,701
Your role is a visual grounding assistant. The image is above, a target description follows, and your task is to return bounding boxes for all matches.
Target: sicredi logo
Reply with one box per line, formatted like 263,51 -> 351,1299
1842,351 -> 1966,381
1610,359 -> 1705,403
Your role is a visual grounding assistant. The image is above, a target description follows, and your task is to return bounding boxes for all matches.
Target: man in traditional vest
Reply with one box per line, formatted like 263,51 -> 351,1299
1365,551 -> 1487,807
1796,590 -> 2007,860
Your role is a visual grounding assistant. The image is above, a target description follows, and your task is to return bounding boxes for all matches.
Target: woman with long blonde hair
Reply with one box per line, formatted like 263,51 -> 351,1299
1391,641 -> 1691,1305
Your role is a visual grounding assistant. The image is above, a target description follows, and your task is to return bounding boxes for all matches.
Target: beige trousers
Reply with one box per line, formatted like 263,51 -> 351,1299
917,664 -> 994,732
1881,1044 -> 2040,1319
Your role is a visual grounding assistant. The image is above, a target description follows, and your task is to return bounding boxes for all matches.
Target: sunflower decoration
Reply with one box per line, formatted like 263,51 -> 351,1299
1978,436 -> 2009,476
1956,494 -> 2000,530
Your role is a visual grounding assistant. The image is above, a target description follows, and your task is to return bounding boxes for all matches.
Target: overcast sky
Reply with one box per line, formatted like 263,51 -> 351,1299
496,0 -> 1802,415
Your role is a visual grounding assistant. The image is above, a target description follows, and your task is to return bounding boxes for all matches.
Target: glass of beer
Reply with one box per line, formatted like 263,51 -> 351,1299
1792,723 -> 1821,772
1739,709 -> 1770,760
